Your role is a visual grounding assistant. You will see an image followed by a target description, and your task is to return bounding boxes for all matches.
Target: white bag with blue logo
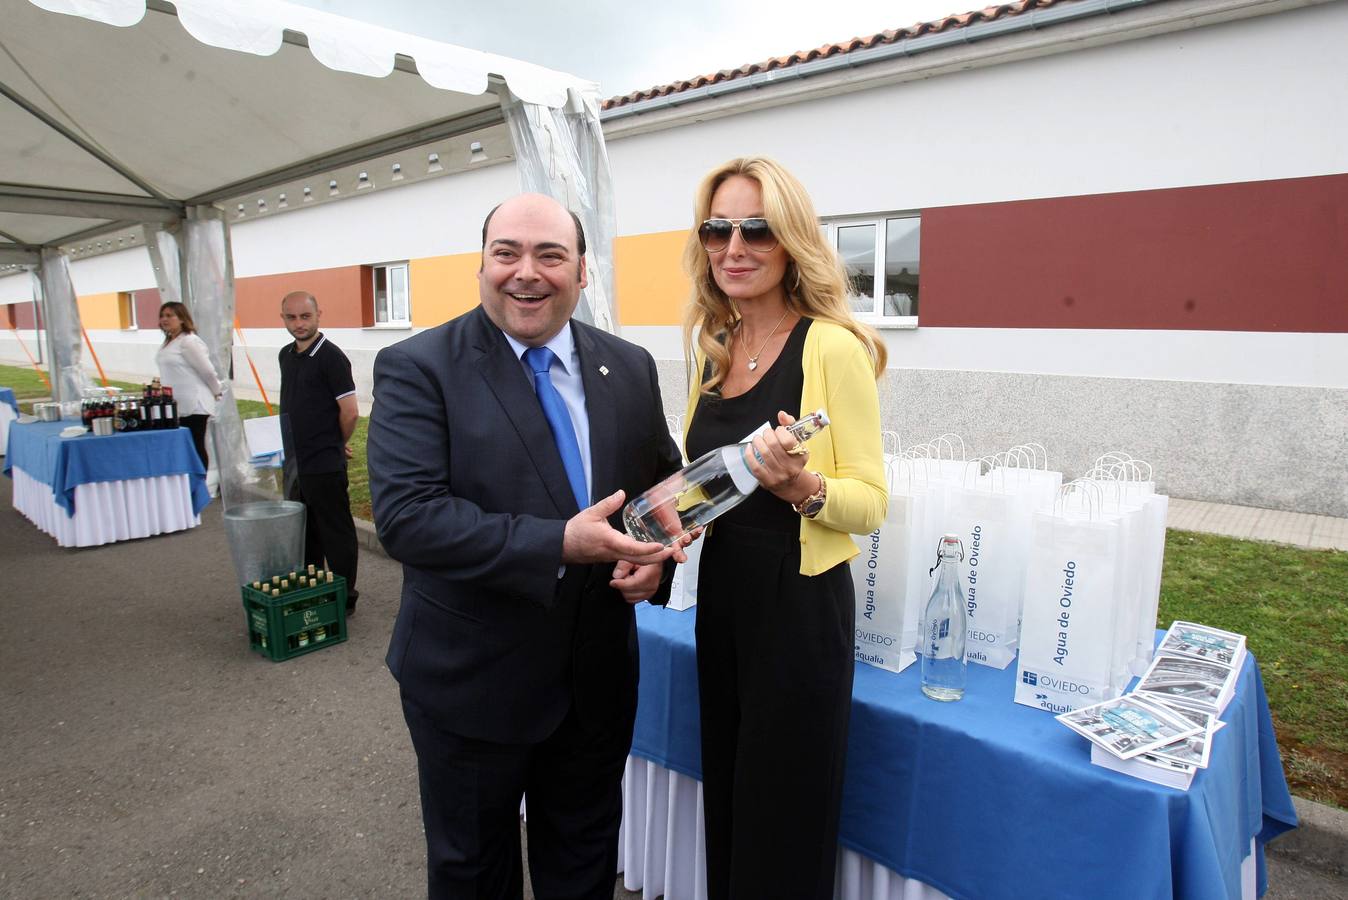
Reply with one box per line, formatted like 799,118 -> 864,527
939,468 -> 1029,670
851,451 -> 924,674
1015,493 -> 1125,713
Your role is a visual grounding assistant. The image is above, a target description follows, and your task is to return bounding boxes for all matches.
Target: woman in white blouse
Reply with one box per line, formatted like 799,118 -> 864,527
156,301 -> 222,468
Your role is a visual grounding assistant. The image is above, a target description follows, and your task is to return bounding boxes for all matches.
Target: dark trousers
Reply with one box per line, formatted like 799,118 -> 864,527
400,692 -> 632,900
288,469 -> 359,601
181,414 -> 210,470
695,521 -> 855,900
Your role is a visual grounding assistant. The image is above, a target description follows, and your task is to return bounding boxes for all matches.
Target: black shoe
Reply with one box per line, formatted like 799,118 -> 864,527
345,589 -> 359,617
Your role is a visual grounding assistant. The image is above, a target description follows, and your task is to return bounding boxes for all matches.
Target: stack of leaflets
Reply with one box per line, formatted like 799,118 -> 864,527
1059,621 -> 1246,789
1137,621 -> 1246,716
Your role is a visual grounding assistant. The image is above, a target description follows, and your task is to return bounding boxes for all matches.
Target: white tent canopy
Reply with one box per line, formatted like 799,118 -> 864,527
1,0 -> 618,508
2,0 -> 601,253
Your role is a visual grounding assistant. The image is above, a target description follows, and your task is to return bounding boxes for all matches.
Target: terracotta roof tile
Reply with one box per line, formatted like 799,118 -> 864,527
602,0 -> 1076,110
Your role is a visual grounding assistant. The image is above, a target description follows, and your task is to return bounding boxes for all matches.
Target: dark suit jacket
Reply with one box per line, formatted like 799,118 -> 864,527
368,306 -> 683,744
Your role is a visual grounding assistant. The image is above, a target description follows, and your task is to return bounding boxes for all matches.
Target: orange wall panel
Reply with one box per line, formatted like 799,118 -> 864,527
76,292 -> 122,329
614,231 -> 688,326
235,266 -> 367,328
409,253 -> 481,328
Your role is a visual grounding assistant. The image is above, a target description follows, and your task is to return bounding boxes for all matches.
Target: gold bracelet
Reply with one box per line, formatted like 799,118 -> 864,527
792,472 -> 827,518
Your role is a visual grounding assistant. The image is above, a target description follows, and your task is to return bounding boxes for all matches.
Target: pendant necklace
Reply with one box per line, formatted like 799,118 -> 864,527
741,308 -> 790,371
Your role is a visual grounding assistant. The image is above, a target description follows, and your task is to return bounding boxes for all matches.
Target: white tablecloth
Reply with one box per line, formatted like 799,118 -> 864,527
10,466 -> 201,547
616,755 -> 1257,900
0,402 -> 15,455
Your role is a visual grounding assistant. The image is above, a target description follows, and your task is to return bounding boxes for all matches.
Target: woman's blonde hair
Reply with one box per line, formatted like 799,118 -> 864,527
682,157 -> 887,395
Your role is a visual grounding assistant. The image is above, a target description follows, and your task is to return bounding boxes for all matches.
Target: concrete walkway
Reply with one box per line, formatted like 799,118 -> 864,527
1168,498 -> 1348,550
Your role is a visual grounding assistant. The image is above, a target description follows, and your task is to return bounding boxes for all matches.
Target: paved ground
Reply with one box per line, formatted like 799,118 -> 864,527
1,469 -> 1342,898
0,475 -> 637,899
1167,497 -> 1348,551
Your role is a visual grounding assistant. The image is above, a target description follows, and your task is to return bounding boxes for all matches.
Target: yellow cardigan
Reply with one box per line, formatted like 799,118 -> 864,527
685,320 -> 888,576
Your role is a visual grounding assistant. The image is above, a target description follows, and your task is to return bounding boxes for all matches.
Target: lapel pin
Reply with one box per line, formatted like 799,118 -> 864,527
599,365 -> 609,376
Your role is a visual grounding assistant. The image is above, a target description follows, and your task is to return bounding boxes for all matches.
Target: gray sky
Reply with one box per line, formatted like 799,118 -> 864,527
288,0 -> 972,98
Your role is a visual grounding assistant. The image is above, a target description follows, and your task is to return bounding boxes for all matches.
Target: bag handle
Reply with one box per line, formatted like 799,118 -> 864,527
931,432 -> 967,461
961,455 -> 1004,491
1055,479 -> 1103,520
881,430 -> 902,457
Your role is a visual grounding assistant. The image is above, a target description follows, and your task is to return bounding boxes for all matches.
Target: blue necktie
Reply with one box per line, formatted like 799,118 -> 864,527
523,346 -> 588,511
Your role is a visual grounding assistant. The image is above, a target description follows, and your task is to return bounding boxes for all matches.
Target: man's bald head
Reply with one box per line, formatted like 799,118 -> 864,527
280,291 -> 321,344
281,291 -> 319,314
481,194 -> 586,258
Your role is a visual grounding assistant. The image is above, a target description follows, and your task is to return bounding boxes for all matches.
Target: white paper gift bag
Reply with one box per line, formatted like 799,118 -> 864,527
940,474 -> 1026,669
1015,502 -> 1124,712
852,486 -> 921,674
666,536 -> 702,611
851,446 -> 923,673
1088,454 -> 1170,675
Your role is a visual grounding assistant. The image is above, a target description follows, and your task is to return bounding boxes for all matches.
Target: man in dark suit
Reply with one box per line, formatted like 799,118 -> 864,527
367,193 -> 686,900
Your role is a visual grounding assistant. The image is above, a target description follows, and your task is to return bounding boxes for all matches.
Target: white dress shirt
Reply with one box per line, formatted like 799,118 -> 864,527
155,332 -> 222,416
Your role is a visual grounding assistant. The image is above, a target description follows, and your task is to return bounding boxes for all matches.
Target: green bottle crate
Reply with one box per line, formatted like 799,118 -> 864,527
241,574 -> 348,662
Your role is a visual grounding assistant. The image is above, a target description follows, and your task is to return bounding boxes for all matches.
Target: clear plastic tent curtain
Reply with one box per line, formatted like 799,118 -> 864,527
502,86 -> 618,335
37,248 -> 91,404
145,209 -> 275,508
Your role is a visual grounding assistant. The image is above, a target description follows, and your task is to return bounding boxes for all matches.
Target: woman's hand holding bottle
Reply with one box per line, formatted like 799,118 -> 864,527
746,410 -> 818,504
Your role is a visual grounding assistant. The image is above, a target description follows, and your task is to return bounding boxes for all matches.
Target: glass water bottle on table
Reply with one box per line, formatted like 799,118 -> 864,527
623,409 -> 830,546
921,533 -> 969,702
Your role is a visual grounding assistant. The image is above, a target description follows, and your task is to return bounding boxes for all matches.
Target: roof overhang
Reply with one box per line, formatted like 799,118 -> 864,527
0,0 -> 595,268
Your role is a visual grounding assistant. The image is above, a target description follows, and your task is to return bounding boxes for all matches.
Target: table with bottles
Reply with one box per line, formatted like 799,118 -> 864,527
619,604 -> 1296,900
2,408 -> 210,547
0,387 -> 19,456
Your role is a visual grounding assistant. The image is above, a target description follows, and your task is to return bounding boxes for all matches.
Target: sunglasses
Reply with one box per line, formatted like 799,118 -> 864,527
698,218 -> 778,253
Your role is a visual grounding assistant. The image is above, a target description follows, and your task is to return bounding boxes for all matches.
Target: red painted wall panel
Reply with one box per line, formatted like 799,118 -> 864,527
234,266 -> 366,329
10,299 -> 42,330
920,173 -> 1348,332
134,289 -> 161,329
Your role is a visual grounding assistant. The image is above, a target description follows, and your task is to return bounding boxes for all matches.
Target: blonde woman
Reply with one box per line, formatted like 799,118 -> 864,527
156,301 -> 221,468
681,157 -> 888,900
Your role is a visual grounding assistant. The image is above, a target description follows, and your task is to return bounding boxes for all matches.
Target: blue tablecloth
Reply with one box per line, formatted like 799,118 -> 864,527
0,387 -> 17,414
633,605 -> 1298,900
2,419 -> 210,516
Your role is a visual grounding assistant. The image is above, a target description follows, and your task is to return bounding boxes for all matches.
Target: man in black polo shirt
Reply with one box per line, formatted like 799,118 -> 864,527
279,291 -> 361,613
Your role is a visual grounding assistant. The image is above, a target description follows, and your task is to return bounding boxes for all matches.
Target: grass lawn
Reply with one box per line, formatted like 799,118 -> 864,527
234,397 -> 370,522
3,364 -> 1344,806
1159,530 -> 1348,808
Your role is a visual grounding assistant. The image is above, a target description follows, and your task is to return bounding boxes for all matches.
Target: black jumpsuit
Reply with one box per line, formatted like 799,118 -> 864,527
686,316 -> 856,900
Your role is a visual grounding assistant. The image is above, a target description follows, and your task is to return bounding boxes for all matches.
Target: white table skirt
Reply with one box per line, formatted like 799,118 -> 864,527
10,466 -> 200,547
616,755 -> 1257,900
0,403 -> 15,455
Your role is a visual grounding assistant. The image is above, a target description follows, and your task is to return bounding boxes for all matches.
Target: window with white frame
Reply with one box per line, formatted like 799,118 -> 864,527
372,262 -> 411,326
823,214 -> 920,324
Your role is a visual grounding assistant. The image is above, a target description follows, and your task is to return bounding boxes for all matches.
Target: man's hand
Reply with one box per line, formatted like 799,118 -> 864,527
343,444 -> 353,459
609,561 -> 664,604
562,490 -> 675,566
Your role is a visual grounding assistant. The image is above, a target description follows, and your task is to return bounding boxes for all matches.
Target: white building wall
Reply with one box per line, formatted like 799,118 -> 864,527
607,2 -> 1348,233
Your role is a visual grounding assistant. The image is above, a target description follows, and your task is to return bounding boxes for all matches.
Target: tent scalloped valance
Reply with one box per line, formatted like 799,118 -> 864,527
28,0 -> 593,108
